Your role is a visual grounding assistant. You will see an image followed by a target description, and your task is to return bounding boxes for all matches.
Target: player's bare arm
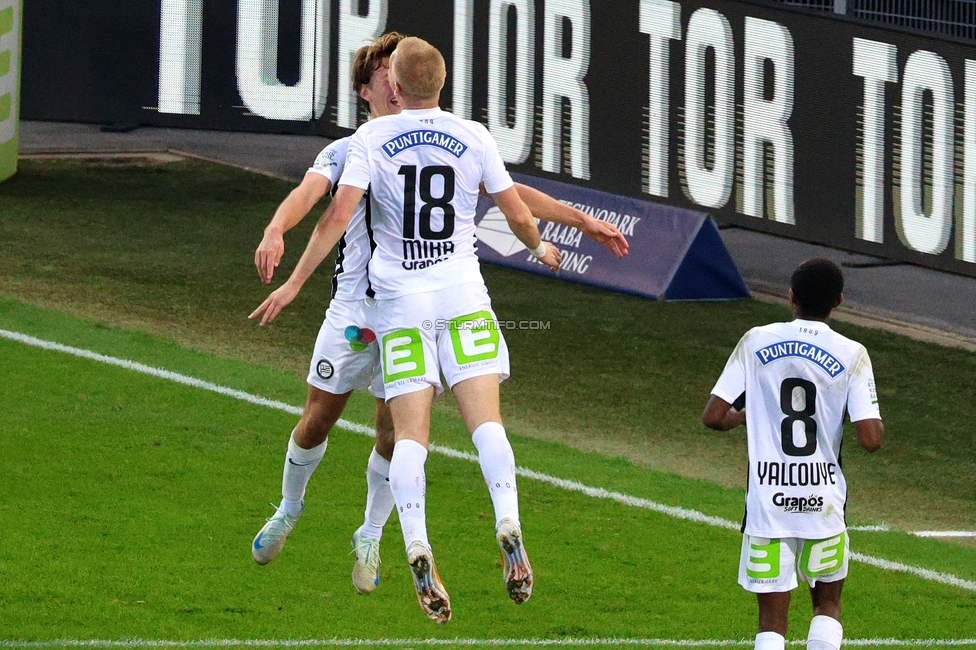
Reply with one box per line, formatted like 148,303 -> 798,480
249,188 -> 360,326
576,214 -> 630,259
480,182 -> 629,259
490,186 -> 562,271
513,183 -> 629,259
853,418 -> 883,452
701,394 -> 746,431
255,172 -> 334,284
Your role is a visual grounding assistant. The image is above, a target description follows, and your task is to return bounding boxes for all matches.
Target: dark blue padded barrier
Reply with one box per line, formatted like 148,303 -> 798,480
475,173 -> 749,301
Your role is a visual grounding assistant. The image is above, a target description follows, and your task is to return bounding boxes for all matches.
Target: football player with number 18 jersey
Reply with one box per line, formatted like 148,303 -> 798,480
329,36 -> 562,624
702,259 -> 884,650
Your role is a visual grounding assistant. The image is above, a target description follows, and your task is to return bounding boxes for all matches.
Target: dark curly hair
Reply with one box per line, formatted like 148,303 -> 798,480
791,258 -> 844,319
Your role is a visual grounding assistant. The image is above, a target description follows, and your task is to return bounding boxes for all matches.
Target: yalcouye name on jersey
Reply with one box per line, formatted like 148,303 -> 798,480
772,492 -> 824,514
757,461 -> 837,487
755,341 -> 845,378
401,239 -> 455,270
382,131 -> 468,159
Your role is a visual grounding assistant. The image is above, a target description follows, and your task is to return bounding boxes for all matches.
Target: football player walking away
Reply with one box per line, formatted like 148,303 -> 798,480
702,258 -> 884,650
248,33 -> 628,606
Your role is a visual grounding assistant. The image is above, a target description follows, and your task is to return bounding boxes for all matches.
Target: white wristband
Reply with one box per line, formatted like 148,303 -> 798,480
529,242 -> 548,259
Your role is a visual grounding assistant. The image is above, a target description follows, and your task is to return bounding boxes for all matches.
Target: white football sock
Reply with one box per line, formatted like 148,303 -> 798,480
471,421 -> 519,527
359,448 -> 395,540
280,430 -> 327,516
807,615 -> 843,650
389,439 -> 429,552
755,631 -> 785,650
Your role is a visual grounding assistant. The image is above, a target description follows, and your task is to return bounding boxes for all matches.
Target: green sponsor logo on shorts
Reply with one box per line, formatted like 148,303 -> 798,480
382,328 -> 425,383
746,537 -> 781,579
450,311 -> 499,364
800,532 -> 846,576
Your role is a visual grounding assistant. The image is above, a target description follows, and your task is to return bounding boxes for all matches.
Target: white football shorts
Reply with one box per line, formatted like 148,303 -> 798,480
374,282 -> 511,400
306,298 -> 384,398
738,531 -> 850,592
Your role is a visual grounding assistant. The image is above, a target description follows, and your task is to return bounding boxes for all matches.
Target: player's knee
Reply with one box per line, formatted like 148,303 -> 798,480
374,423 -> 396,460
302,389 -> 346,428
299,399 -> 342,441
304,408 -> 337,436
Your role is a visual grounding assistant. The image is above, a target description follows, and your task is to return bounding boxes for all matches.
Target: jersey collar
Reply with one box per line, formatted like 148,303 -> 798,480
400,107 -> 443,119
792,318 -> 832,330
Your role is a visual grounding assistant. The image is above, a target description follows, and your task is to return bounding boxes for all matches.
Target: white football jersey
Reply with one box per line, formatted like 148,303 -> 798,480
711,319 -> 881,539
307,138 -> 373,301
339,107 -> 514,299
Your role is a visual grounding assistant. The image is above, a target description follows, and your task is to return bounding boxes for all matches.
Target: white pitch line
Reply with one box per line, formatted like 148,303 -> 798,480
0,329 -> 305,417
849,525 -> 890,533
2,329 -> 975,594
3,638 -> 976,648
911,532 -> 976,538
849,553 -> 976,591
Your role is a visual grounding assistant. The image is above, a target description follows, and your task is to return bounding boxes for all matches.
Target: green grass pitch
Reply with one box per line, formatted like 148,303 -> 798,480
1,299 -> 975,648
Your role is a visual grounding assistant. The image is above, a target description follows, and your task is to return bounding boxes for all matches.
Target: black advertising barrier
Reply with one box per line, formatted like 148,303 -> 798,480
20,0 -> 976,277
475,172 -> 750,300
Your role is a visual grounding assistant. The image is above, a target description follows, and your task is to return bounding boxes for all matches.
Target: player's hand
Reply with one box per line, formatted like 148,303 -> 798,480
255,231 -> 285,284
538,242 -> 562,272
249,281 -> 300,326
580,215 -> 629,259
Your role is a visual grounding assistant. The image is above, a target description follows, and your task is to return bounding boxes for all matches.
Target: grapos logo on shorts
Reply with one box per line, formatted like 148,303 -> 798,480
449,311 -> 500,364
800,533 -> 846,576
383,329 -> 425,383
746,538 -> 781,579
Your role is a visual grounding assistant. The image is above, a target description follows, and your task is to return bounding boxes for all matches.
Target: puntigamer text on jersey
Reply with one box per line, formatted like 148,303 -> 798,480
382,130 -> 469,159
754,341 -> 846,378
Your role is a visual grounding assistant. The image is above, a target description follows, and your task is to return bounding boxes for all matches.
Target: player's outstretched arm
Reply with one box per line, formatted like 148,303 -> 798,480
853,419 -> 883,452
701,394 -> 746,431
255,172 -> 333,284
249,185 -> 364,326
512,183 -> 630,259
490,186 -> 562,271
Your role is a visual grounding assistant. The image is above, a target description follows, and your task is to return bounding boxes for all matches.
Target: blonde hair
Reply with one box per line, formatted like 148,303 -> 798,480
390,37 -> 446,101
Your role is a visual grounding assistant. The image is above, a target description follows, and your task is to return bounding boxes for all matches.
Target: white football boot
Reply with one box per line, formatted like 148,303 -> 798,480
251,502 -> 302,565
351,529 -> 382,594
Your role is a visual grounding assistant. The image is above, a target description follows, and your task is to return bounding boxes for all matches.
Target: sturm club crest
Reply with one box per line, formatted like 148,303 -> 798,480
316,359 -> 335,380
